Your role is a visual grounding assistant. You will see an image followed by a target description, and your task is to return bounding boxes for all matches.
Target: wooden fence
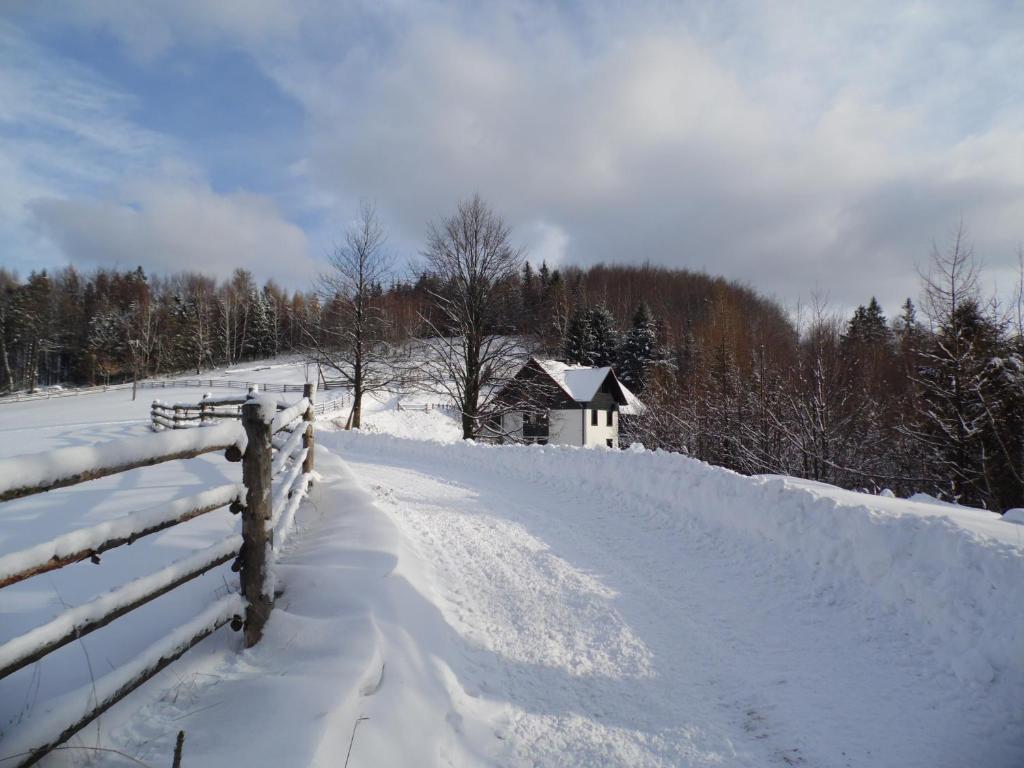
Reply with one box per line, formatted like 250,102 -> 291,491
151,390 -> 349,431
0,377 -> 347,407
0,384 -> 318,766
394,402 -> 458,412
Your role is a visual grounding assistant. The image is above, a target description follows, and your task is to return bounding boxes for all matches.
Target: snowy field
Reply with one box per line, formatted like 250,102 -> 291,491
1,361 -> 1022,766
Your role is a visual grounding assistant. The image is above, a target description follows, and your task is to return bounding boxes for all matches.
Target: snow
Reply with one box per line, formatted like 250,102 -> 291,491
533,358 -> 644,412
271,396 -> 309,433
619,379 -> 646,415
270,449 -> 307,528
0,483 -> 242,586
314,431 -> 1024,767
273,473 -> 310,549
536,358 -> 612,401
271,425 -> 305,477
0,593 -> 244,762
1002,508 -> 1024,524
3,359 -> 1022,767
0,535 -> 242,674
250,393 -> 281,424
0,421 -> 245,500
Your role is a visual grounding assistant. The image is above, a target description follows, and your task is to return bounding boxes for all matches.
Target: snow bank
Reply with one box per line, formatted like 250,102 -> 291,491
327,432 -> 1024,689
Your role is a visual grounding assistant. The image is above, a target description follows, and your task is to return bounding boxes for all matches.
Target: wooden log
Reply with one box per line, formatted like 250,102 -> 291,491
0,538 -> 239,679
0,431 -> 242,504
0,491 -> 239,589
240,401 -> 273,647
10,597 -> 239,767
303,382 -> 315,475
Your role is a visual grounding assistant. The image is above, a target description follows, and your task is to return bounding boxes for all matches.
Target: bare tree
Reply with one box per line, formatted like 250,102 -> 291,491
419,195 -> 526,439
309,202 -> 402,428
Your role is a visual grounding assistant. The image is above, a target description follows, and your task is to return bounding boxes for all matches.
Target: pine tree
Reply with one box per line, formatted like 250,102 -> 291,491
587,304 -> 619,367
913,299 -> 1002,505
87,308 -> 126,383
247,289 -> 277,359
842,297 -> 891,348
563,304 -> 595,364
11,271 -> 55,392
617,302 -> 666,392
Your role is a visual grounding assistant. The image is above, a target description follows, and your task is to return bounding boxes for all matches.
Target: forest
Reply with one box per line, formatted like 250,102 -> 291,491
1,203 -> 1021,513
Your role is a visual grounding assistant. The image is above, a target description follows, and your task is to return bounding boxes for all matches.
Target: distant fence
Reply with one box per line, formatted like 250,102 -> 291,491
151,390 -> 349,430
0,383 -> 134,405
395,402 -> 458,413
0,376 -> 348,406
0,385 -> 319,766
139,378 -> 347,393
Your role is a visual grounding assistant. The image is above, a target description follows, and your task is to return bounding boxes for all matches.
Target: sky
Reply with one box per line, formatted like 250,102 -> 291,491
1,1 -> 1022,314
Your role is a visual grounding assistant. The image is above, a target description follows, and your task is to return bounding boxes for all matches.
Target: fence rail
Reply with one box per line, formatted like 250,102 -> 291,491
151,390 -> 348,430
0,375 -> 347,407
0,384 -> 318,766
395,402 -> 458,412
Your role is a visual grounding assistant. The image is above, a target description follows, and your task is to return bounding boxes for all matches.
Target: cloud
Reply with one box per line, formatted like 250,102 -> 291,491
30,179 -> 312,284
7,2 -> 1024,312
275,5 -> 1024,312
0,19 -> 314,285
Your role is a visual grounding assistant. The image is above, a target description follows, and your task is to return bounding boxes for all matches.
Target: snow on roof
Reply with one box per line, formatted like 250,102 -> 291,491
535,359 -> 612,402
619,382 -> 646,416
533,358 -> 644,412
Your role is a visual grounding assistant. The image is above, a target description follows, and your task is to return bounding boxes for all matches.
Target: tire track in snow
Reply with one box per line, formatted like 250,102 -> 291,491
340,439 -> 1016,768
353,461 -> 803,766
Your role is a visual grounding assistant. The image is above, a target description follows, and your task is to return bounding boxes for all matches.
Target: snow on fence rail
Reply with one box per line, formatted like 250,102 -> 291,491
0,385 -> 318,767
394,401 -> 457,412
0,376 -> 346,407
139,378 -> 347,393
151,389 -> 348,430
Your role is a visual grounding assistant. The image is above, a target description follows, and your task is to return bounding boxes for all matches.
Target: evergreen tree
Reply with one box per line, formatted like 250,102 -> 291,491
87,308 -> 126,382
618,302 -> 665,392
247,288 -> 277,359
913,299 -> 1003,505
587,304 -> 619,367
563,303 -> 595,364
842,297 -> 891,348
11,271 -> 55,392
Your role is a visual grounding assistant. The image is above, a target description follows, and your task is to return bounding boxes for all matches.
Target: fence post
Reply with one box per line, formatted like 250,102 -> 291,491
240,400 -> 273,647
302,382 -> 315,477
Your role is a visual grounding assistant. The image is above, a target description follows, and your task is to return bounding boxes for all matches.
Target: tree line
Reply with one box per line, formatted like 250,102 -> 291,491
2,198 -> 1020,512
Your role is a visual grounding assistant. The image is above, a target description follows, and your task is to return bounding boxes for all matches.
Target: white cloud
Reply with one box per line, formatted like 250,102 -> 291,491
0,19 -> 315,284
7,2 -> 1024,311
273,6 -> 1024,311
30,179 -> 312,283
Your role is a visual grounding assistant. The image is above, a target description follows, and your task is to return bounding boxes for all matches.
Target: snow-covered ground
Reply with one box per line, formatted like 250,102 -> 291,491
1,360 -> 1022,766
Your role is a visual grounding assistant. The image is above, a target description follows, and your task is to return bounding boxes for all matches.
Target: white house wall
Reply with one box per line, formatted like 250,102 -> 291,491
501,408 -> 618,448
583,408 -> 618,449
549,409 -> 583,446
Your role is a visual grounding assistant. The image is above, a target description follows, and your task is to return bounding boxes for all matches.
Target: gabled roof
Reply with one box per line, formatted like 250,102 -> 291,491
535,359 -> 613,402
530,358 -> 644,412
619,382 -> 646,416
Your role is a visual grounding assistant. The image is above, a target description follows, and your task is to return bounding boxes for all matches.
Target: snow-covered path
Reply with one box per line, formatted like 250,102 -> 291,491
333,434 -> 1022,768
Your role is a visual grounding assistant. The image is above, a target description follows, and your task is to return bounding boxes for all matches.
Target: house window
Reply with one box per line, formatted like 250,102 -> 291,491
606,438 -> 613,448
523,413 -> 532,426
591,409 -> 598,426
606,409 -> 613,427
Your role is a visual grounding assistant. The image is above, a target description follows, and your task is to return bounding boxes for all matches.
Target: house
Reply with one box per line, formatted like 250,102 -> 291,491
488,358 -> 643,448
